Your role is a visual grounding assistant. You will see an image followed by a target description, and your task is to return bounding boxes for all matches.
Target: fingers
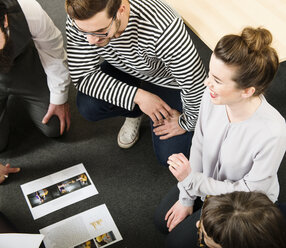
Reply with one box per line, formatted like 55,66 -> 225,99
168,153 -> 185,166
42,112 -> 52,125
168,154 -> 184,172
152,111 -> 168,126
167,212 -> 174,229
63,103 -> 71,132
6,166 -> 20,174
66,110 -> 71,132
168,165 -> 177,178
59,117 -> 66,135
159,133 -> 173,140
0,164 -> 20,174
165,210 -> 181,232
165,207 -> 173,221
0,164 -> 20,184
43,103 -> 71,135
153,125 -> 168,136
177,153 -> 189,163
154,112 -> 164,124
169,218 -> 180,232
150,114 -> 160,126
159,106 -> 171,120
151,103 -> 171,125
58,107 -> 71,135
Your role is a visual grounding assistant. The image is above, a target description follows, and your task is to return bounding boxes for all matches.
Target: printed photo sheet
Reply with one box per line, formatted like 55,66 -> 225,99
40,204 -> 123,248
21,163 -> 98,219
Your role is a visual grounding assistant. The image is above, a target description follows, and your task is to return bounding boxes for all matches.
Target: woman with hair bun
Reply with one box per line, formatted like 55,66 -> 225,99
154,27 -> 286,247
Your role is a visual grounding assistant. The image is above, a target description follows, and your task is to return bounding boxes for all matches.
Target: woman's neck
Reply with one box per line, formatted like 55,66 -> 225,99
226,96 -> 262,123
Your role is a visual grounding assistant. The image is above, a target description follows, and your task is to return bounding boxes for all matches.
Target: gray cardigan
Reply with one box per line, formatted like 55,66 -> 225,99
179,89 -> 286,205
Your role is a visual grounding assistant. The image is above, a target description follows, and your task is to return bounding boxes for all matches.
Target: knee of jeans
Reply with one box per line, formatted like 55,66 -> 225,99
77,97 -> 103,122
154,150 -> 169,167
154,207 -> 169,234
165,234 -> 183,248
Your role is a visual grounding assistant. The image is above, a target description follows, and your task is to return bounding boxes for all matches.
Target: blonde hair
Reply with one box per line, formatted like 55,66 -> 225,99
214,27 -> 279,95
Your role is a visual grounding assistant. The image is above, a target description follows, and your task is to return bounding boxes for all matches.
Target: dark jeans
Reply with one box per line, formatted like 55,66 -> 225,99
77,61 -> 193,166
154,186 -> 203,248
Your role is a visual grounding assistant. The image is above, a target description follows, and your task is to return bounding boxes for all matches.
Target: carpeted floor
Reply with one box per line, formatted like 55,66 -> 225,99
0,1 -> 285,248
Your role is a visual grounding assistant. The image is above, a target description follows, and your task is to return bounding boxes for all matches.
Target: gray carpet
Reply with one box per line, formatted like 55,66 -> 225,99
0,1 -> 285,248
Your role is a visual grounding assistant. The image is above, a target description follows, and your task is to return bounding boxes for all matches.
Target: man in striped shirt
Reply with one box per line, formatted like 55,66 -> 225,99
65,0 -> 206,166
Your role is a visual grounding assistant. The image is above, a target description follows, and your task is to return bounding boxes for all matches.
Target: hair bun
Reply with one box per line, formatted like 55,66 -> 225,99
241,27 -> 273,52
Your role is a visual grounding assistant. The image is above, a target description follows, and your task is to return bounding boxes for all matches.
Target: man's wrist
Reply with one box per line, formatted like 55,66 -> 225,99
133,88 -> 142,105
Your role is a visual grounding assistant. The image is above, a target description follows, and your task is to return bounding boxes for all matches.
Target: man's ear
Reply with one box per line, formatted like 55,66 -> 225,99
241,86 -> 256,98
118,3 -> 126,15
4,14 -> 8,28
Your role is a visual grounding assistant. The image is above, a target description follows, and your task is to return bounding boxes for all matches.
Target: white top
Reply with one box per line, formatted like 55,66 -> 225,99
178,89 -> 286,205
18,0 -> 70,104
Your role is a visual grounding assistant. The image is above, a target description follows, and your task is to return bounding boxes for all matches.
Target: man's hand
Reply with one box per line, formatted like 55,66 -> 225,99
42,102 -> 71,135
168,153 -> 191,182
165,200 -> 193,232
134,89 -> 172,126
0,163 -> 20,184
153,109 -> 186,140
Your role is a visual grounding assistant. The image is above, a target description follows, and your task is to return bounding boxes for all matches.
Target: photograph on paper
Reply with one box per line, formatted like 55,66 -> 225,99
21,163 -> 98,219
27,173 -> 91,208
40,204 -> 122,248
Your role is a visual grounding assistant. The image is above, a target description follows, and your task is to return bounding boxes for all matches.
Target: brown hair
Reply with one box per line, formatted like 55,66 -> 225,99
201,191 -> 286,248
65,0 -> 122,20
214,27 -> 279,96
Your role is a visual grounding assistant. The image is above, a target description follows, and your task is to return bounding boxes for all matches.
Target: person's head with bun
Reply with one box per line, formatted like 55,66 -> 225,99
205,27 -> 279,107
214,27 -> 278,96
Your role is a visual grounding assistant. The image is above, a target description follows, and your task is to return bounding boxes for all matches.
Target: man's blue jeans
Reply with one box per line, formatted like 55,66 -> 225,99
77,61 -> 193,166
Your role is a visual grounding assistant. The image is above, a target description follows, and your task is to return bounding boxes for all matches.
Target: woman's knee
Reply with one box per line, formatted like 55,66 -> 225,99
154,186 -> 180,234
165,211 -> 201,248
154,204 -> 169,234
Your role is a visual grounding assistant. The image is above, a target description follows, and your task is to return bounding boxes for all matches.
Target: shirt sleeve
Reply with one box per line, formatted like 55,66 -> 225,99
177,89 -> 208,206
18,0 -> 70,105
156,18 -> 206,131
178,132 -> 286,203
65,17 -> 138,111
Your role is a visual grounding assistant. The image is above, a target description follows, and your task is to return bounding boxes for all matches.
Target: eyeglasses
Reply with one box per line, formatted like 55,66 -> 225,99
197,195 -> 210,247
72,13 -> 116,37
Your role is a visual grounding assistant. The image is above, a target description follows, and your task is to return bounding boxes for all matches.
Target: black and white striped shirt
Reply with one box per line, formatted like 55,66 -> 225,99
66,0 -> 206,131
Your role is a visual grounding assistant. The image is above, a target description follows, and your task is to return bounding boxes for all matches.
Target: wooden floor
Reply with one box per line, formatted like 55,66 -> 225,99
165,0 -> 286,62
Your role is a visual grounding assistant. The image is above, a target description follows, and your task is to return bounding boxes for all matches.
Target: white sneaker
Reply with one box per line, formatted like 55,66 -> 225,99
117,116 -> 143,148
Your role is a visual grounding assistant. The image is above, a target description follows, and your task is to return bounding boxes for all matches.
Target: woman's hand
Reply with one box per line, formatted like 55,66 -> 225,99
168,153 -> 191,182
165,200 -> 193,232
153,109 -> 186,140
